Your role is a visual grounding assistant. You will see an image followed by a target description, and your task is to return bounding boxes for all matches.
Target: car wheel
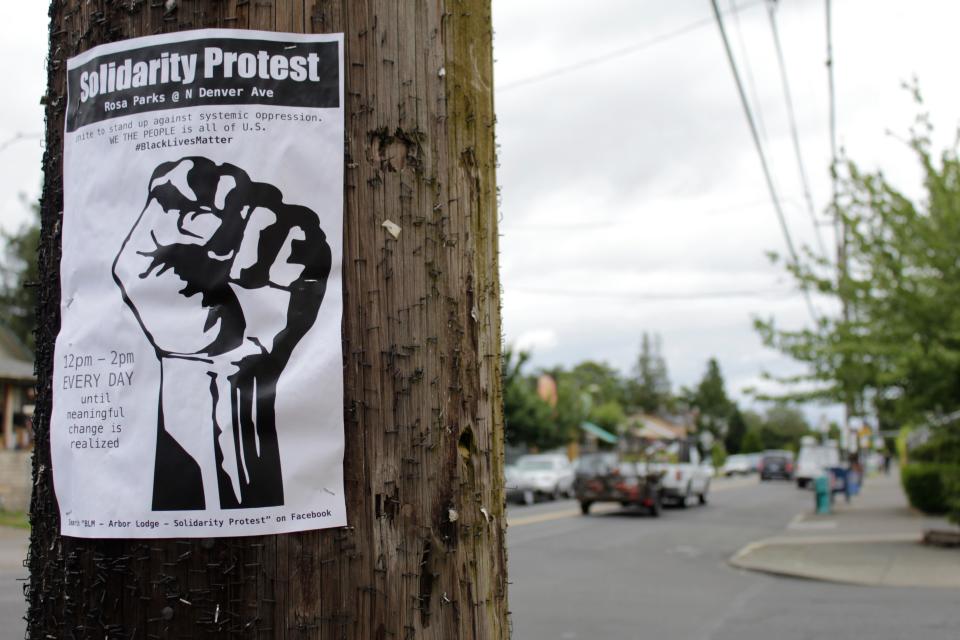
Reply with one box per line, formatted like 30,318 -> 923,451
522,490 -> 535,506
580,500 -> 592,515
699,481 -> 710,505
797,479 -> 808,489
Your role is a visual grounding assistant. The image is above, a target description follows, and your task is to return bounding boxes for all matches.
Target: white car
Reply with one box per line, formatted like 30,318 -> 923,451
653,446 -> 712,507
721,454 -> 753,476
508,454 -> 575,504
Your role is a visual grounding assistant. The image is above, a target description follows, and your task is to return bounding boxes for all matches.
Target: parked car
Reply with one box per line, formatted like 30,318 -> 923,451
574,457 -> 665,516
507,454 -> 575,504
651,442 -> 712,507
759,450 -> 795,481
720,453 -> 752,476
794,441 -> 841,488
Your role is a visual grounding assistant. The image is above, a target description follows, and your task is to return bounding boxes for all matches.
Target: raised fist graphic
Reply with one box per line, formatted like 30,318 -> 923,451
113,157 -> 331,510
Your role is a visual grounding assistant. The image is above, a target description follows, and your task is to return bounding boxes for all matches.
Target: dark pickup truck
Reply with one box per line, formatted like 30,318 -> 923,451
574,454 -> 665,517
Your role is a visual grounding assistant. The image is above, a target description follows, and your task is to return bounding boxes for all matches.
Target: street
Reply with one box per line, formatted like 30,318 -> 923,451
506,477 -> 960,640
0,477 -> 958,638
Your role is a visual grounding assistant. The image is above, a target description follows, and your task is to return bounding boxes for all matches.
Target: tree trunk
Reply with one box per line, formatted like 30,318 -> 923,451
29,1 -> 507,638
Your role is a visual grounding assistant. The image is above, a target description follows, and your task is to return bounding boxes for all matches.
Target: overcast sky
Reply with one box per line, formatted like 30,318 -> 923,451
2,1 -> 959,422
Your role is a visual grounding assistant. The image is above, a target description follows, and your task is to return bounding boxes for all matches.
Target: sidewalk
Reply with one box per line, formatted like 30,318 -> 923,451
729,470 -> 960,588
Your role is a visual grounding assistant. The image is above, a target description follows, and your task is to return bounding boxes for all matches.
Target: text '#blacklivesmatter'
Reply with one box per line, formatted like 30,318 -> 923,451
79,47 -> 328,103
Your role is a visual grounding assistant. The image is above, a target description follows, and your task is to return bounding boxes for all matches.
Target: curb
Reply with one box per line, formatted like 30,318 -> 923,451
728,534 -> 960,589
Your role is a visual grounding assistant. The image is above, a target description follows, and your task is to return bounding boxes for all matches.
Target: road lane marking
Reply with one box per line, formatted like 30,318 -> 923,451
508,504 -> 618,527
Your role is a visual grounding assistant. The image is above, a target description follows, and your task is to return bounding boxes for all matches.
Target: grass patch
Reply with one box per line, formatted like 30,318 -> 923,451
0,510 -> 29,530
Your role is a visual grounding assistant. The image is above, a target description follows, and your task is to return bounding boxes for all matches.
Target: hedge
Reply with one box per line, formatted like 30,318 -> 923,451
901,462 -> 960,515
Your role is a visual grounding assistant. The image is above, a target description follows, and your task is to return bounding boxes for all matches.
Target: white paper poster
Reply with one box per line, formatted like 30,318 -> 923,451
53,30 -> 346,538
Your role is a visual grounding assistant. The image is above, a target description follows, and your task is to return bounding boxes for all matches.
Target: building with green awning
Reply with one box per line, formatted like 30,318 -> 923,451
580,421 -> 618,445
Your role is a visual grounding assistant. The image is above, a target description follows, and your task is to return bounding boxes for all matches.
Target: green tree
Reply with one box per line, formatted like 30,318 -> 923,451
0,199 -> 40,350
756,101 -> 960,429
502,348 -> 555,449
758,405 -> 810,451
688,358 -> 732,437
725,406 -> 748,454
627,332 -> 672,413
551,376 -> 588,447
589,400 -> 626,434
566,360 -> 626,406
741,428 -> 764,453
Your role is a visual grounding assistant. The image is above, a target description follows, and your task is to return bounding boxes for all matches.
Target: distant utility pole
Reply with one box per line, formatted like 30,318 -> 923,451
29,2 -> 508,638
825,0 -> 855,434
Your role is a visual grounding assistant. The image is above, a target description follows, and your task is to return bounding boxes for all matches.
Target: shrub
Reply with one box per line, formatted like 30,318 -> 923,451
901,463 -> 960,515
909,429 -> 960,465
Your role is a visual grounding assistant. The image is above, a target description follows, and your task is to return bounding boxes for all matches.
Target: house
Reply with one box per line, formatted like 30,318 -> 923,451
626,413 -> 689,442
0,324 -> 35,511
0,324 -> 35,450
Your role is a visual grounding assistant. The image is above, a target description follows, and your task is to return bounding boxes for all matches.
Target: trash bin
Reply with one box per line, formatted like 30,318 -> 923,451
814,475 -> 831,514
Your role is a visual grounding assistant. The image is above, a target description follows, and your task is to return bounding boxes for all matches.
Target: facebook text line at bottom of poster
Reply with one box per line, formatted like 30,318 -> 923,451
65,509 -> 335,531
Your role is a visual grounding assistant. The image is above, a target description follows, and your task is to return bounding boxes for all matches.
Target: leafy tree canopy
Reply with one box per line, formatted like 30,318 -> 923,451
0,199 -> 39,351
756,99 -> 960,430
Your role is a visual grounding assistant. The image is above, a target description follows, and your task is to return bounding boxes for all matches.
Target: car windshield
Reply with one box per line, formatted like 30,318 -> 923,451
517,460 -> 555,471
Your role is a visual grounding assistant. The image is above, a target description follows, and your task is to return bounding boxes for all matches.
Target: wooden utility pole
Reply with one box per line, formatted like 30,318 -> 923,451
29,1 -> 508,638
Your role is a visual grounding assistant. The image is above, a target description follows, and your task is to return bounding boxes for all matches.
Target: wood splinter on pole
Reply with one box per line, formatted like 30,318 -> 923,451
29,1 -> 508,638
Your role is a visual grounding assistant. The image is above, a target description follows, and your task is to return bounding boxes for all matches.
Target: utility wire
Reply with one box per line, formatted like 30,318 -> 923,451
501,195 -> 800,232
729,0 -> 770,144
826,0 -> 841,262
508,286 -> 797,302
710,0 -> 820,324
0,133 -> 40,153
499,0 -> 766,92
766,0 -> 829,260
826,0 -> 853,430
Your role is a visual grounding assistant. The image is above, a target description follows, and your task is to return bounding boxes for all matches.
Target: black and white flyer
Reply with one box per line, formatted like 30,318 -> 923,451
53,30 -> 346,538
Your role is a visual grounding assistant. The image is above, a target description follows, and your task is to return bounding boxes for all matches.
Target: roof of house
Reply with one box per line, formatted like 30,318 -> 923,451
626,413 -> 688,441
0,323 -> 34,382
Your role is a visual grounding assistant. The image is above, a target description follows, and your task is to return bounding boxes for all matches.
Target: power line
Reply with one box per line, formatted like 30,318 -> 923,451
729,0 -> 770,144
498,0 -> 766,93
766,0 -> 829,260
710,0 -> 820,324
507,285 -> 797,302
826,0 -> 841,262
0,132 -> 40,153
825,0 -> 853,431
500,195 -> 801,232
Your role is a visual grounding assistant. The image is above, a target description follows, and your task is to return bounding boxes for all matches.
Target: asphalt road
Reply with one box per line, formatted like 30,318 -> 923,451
506,476 -> 960,640
1,478 -> 958,638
